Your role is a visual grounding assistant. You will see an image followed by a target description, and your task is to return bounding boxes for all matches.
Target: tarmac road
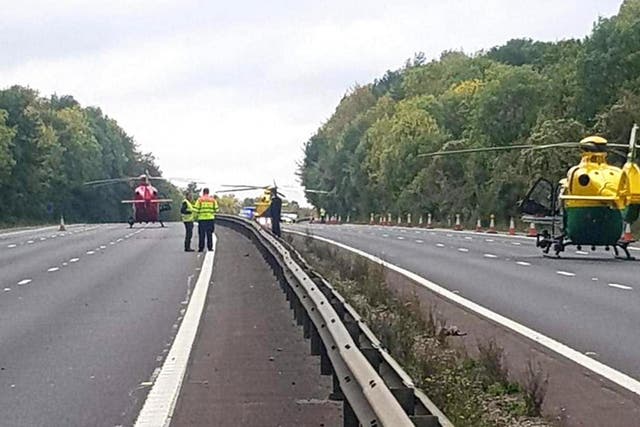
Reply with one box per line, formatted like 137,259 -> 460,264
0,223 -> 201,427
286,223 -> 640,385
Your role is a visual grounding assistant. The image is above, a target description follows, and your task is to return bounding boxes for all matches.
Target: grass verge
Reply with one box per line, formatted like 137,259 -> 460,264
286,232 -> 552,427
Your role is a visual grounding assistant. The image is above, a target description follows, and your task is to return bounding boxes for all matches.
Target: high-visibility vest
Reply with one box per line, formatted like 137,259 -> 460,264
181,199 -> 195,222
194,195 -> 219,220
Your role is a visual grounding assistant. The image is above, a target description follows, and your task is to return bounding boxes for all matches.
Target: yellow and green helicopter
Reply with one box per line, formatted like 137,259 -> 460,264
422,124 -> 640,259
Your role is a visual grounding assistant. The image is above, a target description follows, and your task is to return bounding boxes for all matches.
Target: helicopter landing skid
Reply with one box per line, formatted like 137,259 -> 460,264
537,233 -> 635,260
614,241 -> 636,260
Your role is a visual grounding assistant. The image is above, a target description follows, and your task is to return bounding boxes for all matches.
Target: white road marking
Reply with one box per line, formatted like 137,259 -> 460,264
516,261 -> 531,266
110,242 -> 115,245
592,277 -> 599,281
288,230 -> 640,397
397,236 -> 405,240
7,244 -> 16,248
382,234 -> 389,238
576,250 -> 589,255
457,248 -> 469,252
415,239 -> 424,243
608,283 -> 633,291
483,253 -> 498,258
134,237 -> 217,427
464,236 -> 472,240
485,238 -> 494,242
69,258 -> 79,263
116,238 -> 123,242
62,262 -> 68,266
100,245 -> 106,249
511,242 -> 521,246
17,279 -> 31,286
3,288 -> 11,292
27,240 -> 34,244
47,267 -> 60,272
436,243 -> 445,248
39,237 -> 46,241
556,271 -> 576,277
86,251 -> 95,255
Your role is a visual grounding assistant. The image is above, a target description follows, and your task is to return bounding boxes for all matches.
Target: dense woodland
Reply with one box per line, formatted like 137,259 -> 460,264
300,0 -> 640,225
0,86 -> 182,225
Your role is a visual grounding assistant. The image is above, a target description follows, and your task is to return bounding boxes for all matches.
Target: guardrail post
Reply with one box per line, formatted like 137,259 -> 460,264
319,341 -> 332,375
310,325 -> 321,355
302,311 -> 311,338
343,400 -> 358,427
391,387 -> 416,416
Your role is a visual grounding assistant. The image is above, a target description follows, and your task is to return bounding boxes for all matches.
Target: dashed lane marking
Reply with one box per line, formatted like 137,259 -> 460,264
511,242 -> 521,246
608,283 -> 633,291
485,238 -> 494,242
86,251 -> 95,255
7,244 -> 16,248
47,267 -> 60,272
69,258 -> 79,263
483,253 -> 498,258
27,240 -> 34,244
287,230 -> 640,397
464,236 -> 472,240
397,236 -> 405,240
17,279 -> 31,286
556,271 -> 576,277
516,261 -> 531,266
458,248 -> 469,252
3,288 -> 10,292
576,250 -> 589,255
436,243 -> 445,248
415,239 -> 424,243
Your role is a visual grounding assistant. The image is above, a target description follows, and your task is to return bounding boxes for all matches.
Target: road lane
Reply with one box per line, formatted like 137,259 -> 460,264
0,223 -> 201,427
286,223 -> 640,384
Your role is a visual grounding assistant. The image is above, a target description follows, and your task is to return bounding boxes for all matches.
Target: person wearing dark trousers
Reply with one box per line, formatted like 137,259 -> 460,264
180,192 -> 195,252
193,188 -> 219,252
265,189 -> 282,237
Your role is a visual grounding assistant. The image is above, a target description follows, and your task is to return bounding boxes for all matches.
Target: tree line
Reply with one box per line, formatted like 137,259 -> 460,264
299,0 -> 640,225
0,85 -> 182,225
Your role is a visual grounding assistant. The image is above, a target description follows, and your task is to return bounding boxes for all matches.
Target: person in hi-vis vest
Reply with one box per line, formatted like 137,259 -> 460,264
180,192 -> 196,252
193,188 -> 219,252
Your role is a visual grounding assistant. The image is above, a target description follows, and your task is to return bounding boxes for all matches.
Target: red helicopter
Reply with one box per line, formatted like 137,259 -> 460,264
84,170 -> 174,227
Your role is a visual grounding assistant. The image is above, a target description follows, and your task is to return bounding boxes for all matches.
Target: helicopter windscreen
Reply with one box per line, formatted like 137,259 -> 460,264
520,178 -> 555,216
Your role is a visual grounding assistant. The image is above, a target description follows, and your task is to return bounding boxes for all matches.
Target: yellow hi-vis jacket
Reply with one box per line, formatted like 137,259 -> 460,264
193,195 -> 219,221
181,199 -> 195,222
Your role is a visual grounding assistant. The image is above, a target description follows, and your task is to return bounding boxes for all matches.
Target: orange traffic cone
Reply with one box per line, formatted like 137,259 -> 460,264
418,215 -> 424,226
622,222 -> 634,242
426,213 -> 434,229
454,214 -> 463,231
59,215 -> 66,232
508,217 -> 516,235
370,213 -> 374,224
527,222 -> 537,237
475,218 -> 482,232
487,214 -> 497,234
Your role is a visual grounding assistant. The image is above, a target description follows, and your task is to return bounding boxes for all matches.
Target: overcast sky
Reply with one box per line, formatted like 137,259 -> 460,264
0,0 -> 623,204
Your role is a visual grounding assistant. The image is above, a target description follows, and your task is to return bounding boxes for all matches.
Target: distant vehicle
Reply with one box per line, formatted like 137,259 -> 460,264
84,170 -> 173,227
281,213 -> 298,223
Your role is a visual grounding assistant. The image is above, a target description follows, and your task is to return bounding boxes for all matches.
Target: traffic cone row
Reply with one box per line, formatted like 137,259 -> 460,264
59,215 -> 66,232
508,217 -> 516,235
527,222 -> 537,237
487,214 -> 497,234
454,214 -> 463,231
475,218 -> 483,232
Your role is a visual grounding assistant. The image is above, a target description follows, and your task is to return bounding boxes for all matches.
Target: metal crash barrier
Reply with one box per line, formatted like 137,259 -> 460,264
217,215 -> 453,427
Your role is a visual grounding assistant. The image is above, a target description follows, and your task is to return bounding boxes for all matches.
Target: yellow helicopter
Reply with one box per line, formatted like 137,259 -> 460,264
422,124 -> 640,259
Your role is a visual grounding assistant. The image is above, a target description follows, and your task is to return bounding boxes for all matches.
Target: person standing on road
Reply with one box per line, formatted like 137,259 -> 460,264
180,192 -> 196,252
193,188 -> 219,252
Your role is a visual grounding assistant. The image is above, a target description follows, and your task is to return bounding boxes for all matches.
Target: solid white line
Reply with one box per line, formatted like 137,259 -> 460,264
17,279 -> 31,286
608,283 -> 633,291
286,230 -> 640,397
134,235 -> 217,427
557,271 -> 576,277
0,225 -> 59,238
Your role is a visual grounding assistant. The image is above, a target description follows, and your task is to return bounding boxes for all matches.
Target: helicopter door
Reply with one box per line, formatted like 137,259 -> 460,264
520,178 -> 555,216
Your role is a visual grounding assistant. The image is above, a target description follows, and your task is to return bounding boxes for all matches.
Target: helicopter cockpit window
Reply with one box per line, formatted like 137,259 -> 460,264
520,178 -> 554,216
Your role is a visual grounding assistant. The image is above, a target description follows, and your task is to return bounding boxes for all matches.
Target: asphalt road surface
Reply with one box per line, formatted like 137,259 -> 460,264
0,223 -> 201,427
286,223 -> 640,385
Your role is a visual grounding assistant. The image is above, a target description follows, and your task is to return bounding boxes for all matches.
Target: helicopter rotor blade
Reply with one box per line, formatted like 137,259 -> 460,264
304,189 -> 330,194
419,142 -> 583,157
84,177 -> 139,186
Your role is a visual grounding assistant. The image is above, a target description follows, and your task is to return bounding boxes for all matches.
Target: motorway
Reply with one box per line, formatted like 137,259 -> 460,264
286,223 -> 640,386
0,223 -> 201,427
